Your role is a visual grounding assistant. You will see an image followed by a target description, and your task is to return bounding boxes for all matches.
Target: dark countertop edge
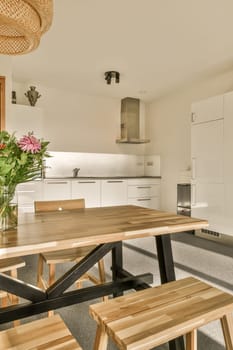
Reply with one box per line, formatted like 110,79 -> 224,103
44,176 -> 161,180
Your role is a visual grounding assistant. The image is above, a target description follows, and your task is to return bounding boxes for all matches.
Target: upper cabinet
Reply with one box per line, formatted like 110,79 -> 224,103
191,94 -> 224,124
191,93 -> 224,184
191,119 -> 224,183
6,104 -> 44,138
116,98 -> 150,144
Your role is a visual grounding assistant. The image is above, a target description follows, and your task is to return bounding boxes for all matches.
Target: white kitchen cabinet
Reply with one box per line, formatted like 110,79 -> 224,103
128,178 -> 160,209
128,197 -> 160,209
7,104 -> 44,138
191,94 -> 223,125
16,181 -> 43,213
191,119 -> 224,183
43,180 -> 71,200
222,91 -> 233,236
191,183 -> 224,233
101,180 -> 128,206
71,180 -> 101,207
191,94 -> 224,237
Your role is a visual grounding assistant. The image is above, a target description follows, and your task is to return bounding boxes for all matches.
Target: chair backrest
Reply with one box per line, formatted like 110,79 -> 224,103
34,199 -> 85,212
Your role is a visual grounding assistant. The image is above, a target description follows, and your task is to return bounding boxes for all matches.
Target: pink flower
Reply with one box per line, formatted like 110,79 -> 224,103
0,143 -> 6,150
18,133 -> 41,153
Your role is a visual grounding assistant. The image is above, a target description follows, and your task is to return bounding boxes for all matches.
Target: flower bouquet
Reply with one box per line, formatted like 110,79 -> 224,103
0,131 -> 49,231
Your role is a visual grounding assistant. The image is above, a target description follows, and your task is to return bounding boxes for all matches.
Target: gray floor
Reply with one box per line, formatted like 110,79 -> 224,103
1,232 -> 233,349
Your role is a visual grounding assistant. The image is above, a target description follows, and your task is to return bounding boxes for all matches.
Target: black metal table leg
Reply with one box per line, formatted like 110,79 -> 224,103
155,234 -> 185,350
155,234 -> 175,283
112,241 -> 123,297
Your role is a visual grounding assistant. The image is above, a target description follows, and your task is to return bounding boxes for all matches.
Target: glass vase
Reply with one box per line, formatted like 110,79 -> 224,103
0,185 -> 18,232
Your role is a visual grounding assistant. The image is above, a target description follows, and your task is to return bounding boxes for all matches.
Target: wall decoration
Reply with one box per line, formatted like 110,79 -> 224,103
25,86 -> 41,106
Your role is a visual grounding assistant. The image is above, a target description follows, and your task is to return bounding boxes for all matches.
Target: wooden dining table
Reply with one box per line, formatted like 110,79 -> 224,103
0,205 -> 208,350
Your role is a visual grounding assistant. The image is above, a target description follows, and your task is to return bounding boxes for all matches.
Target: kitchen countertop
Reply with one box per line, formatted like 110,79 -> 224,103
44,176 -> 161,180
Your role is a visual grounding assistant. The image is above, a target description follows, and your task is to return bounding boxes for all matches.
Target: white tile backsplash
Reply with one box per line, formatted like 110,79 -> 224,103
45,152 -> 160,177
144,155 -> 161,177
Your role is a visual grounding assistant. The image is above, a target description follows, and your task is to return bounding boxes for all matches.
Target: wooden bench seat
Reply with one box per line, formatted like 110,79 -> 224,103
0,257 -> 25,272
89,276 -> 233,350
0,314 -> 83,350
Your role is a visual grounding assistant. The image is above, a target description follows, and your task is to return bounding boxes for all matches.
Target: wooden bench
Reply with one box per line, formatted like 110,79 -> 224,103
89,276 -> 233,350
0,314 -> 83,349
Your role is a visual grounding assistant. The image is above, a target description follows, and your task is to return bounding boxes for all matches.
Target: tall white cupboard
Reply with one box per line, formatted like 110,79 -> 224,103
222,91 -> 233,236
191,92 -> 233,237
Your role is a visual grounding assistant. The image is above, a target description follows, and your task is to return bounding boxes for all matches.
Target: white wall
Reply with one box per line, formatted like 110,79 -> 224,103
146,70 -> 233,212
0,56 -> 12,123
12,82 -> 146,155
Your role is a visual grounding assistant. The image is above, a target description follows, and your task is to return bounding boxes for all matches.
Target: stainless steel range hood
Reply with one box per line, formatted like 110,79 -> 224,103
116,97 -> 150,144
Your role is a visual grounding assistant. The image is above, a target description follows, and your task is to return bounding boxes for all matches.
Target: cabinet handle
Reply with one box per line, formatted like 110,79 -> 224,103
137,198 -> 151,201
191,112 -> 196,122
46,181 -> 68,184
17,190 -> 34,193
107,180 -> 124,183
78,181 -> 96,184
137,186 -> 151,189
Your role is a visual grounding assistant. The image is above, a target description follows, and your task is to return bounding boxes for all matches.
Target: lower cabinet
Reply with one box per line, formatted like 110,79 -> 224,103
71,180 -> 101,207
101,180 -> 128,206
127,178 -> 160,209
128,197 -> 160,209
16,181 -> 43,213
191,182 -> 224,233
17,178 -> 161,211
43,180 -> 71,200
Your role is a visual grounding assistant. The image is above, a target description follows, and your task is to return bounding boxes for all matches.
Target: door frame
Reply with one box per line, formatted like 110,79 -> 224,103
0,76 -> 6,131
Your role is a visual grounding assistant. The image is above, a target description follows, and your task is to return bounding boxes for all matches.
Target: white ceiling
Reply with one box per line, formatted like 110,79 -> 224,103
12,0 -> 233,102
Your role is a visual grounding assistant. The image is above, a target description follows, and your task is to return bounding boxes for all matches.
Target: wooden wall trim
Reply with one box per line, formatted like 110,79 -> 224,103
0,76 -> 6,131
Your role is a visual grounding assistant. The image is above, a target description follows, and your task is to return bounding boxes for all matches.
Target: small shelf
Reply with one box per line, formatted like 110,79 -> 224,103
11,103 -> 41,110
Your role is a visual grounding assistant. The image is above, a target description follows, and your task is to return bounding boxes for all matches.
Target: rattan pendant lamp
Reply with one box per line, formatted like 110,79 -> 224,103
0,0 -> 53,55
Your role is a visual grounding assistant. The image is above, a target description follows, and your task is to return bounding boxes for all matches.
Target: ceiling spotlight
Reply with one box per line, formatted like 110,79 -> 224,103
104,71 -> 120,85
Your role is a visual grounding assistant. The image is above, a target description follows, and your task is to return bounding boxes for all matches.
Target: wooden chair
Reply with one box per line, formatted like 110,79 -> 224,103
0,314 -> 83,349
35,199 -> 106,313
0,257 -> 26,327
89,276 -> 233,350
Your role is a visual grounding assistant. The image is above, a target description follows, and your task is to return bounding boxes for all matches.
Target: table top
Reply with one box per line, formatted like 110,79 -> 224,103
0,205 -> 208,260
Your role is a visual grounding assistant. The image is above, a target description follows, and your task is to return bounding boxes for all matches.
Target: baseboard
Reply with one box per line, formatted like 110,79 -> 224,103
195,229 -> 233,247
